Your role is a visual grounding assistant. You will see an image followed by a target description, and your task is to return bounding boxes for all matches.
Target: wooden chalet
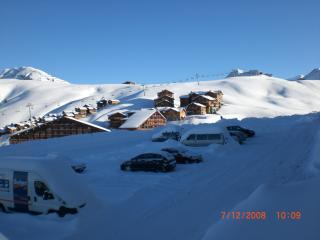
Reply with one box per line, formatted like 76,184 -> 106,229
119,109 -> 166,130
186,102 -> 206,115
5,126 -> 17,134
193,95 -> 216,114
83,104 -> 97,114
63,111 -> 75,118
108,112 -> 128,128
9,116 -> 110,144
75,107 -> 88,118
154,96 -> 174,108
157,89 -> 174,99
179,95 -> 190,107
159,107 -> 186,121
108,99 -> 120,105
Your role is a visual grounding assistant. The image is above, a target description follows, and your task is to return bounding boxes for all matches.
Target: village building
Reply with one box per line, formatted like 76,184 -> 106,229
9,116 -> 110,144
97,99 -> 108,109
5,125 -> 17,134
179,95 -> 190,107
154,90 -> 175,108
83,104 -> 97,115
193,95 -> 216,114
62,111 -> 75,118
108,111 -> 128,128
159,107 -> 186,121
186,102 -> 207,115
157,89 -> 174,99
75,107 -> 88,118
108,99 -> 120,105
119,109 -> 166,130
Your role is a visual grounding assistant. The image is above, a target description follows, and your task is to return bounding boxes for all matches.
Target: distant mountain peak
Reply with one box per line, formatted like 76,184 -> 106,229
304,68 -> 320,80
0,66 -> 68,83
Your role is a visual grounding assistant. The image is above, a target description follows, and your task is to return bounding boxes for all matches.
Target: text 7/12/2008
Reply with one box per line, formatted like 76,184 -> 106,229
220,211 -> 302,220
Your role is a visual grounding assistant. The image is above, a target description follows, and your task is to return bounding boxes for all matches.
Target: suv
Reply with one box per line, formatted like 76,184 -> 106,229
226,126 -> 255,138
161,147 -> 202,164
121,152 -> 176,172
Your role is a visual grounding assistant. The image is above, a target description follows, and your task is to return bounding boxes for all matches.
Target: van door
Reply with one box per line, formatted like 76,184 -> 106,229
13,171 -> 29,212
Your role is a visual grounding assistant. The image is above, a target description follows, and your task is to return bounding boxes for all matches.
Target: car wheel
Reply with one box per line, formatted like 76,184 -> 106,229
0,203 -> 6,213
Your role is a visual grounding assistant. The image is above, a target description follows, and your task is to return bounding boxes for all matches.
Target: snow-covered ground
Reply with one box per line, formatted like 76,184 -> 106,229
0,69 -> 320,240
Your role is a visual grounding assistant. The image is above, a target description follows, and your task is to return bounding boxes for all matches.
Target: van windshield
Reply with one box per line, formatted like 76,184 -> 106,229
34,181 -> 50,197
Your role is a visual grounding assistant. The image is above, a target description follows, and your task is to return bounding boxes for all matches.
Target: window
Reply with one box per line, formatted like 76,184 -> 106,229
197,134 -> 207,140
207,134 -> 221,140
187,134 -> 196,140
34,181 -> 51,197
0,179 -> 9,192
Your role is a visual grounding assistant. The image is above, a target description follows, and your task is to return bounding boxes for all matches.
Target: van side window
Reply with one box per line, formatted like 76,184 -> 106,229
187,134 -> 196,140
208,134 -> 221,140
0,179 -> 9,192
197,134 -> 207,140
34,181 -> 49,197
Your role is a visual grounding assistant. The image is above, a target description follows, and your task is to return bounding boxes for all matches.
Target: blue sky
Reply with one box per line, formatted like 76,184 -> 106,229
0,0 -> 319,84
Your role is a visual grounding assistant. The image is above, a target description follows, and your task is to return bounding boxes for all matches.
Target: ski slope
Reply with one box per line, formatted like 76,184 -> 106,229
1,75 -> 320,128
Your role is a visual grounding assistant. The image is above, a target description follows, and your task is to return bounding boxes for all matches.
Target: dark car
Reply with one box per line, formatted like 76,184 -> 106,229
161,147 -> 203,164
121,152 -> 176,172
226,126 -> 255,138
229,132 -> 246,144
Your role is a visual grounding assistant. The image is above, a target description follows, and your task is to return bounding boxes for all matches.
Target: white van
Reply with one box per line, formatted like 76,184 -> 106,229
181,127 -> 226,146
0,156 -> 88,217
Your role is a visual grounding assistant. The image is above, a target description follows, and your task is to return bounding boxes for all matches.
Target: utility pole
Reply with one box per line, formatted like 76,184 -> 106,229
26,103 -> 33,123
195,73 -> 200,86
142,84 -> 146,96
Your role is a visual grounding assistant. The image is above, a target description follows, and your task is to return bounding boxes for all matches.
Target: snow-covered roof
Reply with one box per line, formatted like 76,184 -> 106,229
188,102 -> 206,108
180,95 -> 189,99
195,95 -> 215,101
64,117 -> 110,132
0,155 -> 89,206
119,109 -> 159,129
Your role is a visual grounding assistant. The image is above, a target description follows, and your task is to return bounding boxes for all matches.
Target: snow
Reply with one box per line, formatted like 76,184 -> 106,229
303,68 -> 320,80
0,66 -> 67,83
0,68 -> 320,239
119,108 -> 158,129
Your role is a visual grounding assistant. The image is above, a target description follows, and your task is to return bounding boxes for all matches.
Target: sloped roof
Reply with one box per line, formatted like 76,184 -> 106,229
195,95 -> 215,101
64,117 -> 110,132
187,102 -> 206,108
120,109 -> 161,129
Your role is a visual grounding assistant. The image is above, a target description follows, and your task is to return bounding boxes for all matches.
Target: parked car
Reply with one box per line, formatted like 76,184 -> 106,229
0,156 -> 87,217
161,147 -> 202,164
121,152 -> 176,172
181,127 -> 226,146
226,126 -> 255,137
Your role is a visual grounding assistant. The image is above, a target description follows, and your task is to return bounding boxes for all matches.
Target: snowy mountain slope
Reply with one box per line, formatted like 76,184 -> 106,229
0,113 -> 319,240
303,68 -> 320,80
1,75 -> 320,128
0,66 -> 68,83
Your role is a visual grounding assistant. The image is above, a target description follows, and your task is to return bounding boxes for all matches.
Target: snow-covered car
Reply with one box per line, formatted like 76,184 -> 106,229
161,147 -> 203,164
121,152 -> 176,172
226,126 -> 255,138
71,163 -> 87,173
151,126 -> 181,142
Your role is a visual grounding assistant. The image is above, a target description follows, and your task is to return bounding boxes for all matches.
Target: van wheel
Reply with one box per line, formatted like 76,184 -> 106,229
57,207 -> 67,217
0,203 -> 6,213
